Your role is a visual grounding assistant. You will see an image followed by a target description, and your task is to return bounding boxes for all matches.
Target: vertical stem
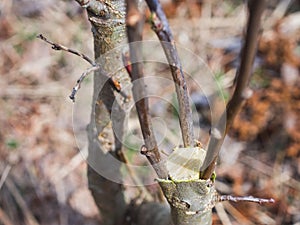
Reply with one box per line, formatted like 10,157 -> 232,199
200,0 -> 267,179
125,0 -> 168,178
145,0 -> 194,147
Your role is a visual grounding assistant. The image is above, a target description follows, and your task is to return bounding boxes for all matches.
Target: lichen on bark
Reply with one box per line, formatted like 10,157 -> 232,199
81,1 -> 130,225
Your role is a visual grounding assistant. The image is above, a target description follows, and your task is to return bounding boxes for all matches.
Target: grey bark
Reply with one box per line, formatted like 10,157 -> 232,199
78,1 -> 128,225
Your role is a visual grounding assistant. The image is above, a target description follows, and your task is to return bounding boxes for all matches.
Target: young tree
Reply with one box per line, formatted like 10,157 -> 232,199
40,0 -> 274,224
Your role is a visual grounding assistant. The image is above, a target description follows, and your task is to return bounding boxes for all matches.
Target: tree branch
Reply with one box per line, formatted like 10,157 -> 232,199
72,1 -> 128,224
145,0 -> 194,147
218,195 -> 275,204
37,34 -> 95,66
200,0 -> 267,179
37,34 -> 127,102
125,0 -> 168,179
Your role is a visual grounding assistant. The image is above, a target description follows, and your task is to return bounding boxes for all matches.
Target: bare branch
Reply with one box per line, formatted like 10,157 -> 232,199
125,0 -> 168,178
69,66 -> 99,101
145,0 -> 194,147
0,165 -> 11,191
37,34 -> 128,102
188,193 -> 275,216
37,34 -> 95,66
218,195 -> 275,204
5,178 -> 40,225
200,0 -> 267,179
225,0 -> 267,130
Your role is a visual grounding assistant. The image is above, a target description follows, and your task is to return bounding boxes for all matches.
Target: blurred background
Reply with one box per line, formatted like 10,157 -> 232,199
0,0 -> 299,224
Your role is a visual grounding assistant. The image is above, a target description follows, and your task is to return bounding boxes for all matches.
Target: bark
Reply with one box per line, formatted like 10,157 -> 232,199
158,179 -> 216,225
125,202 -> 172,225
75,1 -> 128,225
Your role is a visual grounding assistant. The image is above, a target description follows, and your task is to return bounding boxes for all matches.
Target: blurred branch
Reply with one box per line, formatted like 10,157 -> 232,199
118,151 -> 154,201
200,0 -> 267,179
0,207 -> 14,225
0,165 -> 11,191
125,0 -> 168,179
145,0 -> 194,147
5,178 -> 39,225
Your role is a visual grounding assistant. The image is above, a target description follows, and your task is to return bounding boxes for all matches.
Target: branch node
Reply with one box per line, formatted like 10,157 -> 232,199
140,145 -> 151,157
81,1 -> 90,8
122,51 -> 132,77
149,12 -> 163,31
210,128 -> 222,140
242,88 -> 253,99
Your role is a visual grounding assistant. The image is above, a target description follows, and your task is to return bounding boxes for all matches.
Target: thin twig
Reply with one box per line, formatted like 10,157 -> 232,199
200,0 -> 267,179
125,0 -> 168,178
37,34 -> 95,66
0,165 -> 11,191
222,201 -> 256,225
69,66 -> 99,101
241,155 -> 300,191
117,150 -> 154,201
0,207 -> 14,225
5,178 -> 40,225
145,0 -> 194,147
37,34 -> 128,102
69,66 -> 126,102
215,203 -> 233,225
218,195 -> 275,204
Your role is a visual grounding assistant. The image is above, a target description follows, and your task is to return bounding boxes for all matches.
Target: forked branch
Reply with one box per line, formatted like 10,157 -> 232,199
37,34 -> 127,102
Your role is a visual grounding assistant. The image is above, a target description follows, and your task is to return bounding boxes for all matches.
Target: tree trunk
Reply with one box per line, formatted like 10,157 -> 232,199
83,1 -> 128,225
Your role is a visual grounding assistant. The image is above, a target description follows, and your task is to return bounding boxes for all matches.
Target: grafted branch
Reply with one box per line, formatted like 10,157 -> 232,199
145,0 -> 194,147
125,0 -> 168,179
200,0 -> 267,179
